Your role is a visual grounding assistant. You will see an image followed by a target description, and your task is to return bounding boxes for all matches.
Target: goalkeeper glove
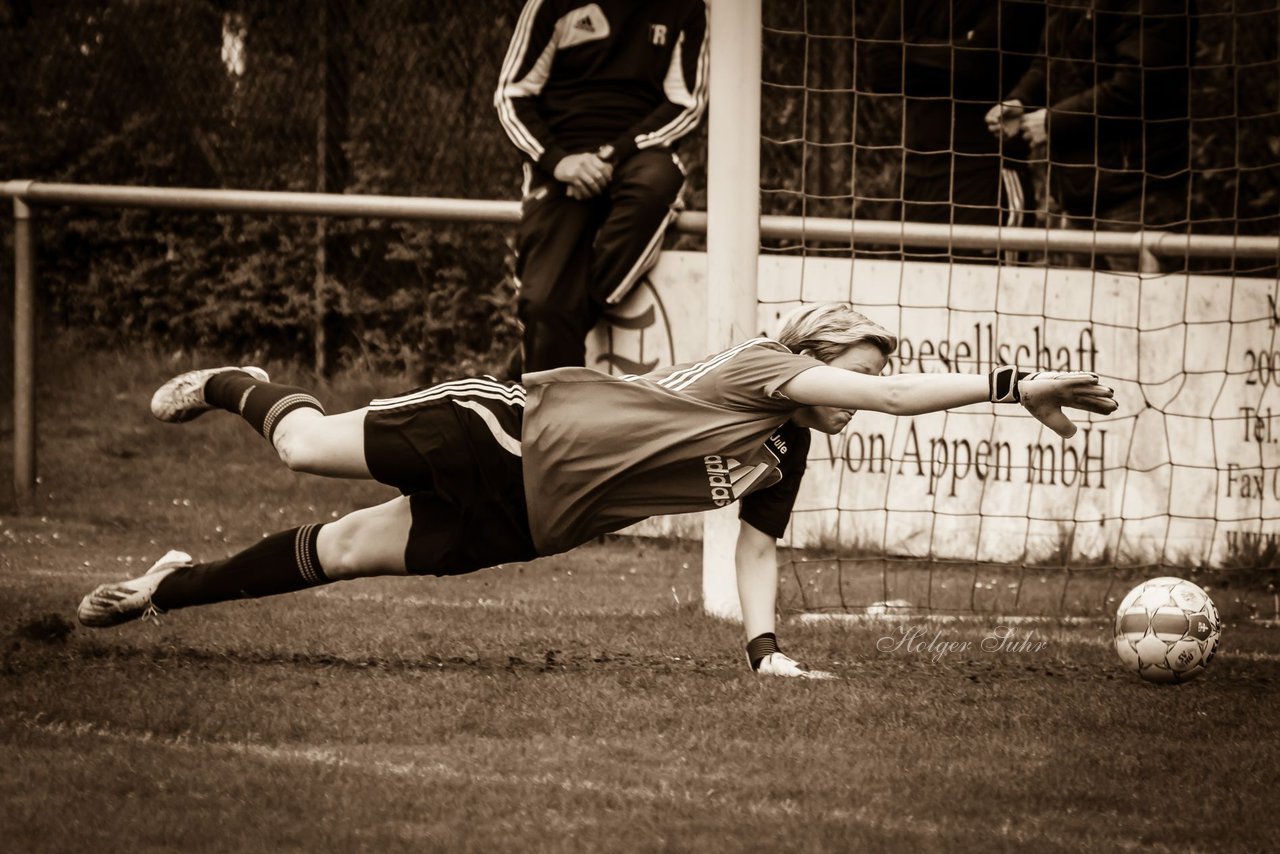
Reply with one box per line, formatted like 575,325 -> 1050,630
747,632 -> 836,680
988,366 -> 1118,439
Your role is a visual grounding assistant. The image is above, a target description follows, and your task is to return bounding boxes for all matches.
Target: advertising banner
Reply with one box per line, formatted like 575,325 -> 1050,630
588,252 -> 1280,565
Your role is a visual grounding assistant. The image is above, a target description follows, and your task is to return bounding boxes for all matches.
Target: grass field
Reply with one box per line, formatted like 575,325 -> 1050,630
3,343 -> 1280,852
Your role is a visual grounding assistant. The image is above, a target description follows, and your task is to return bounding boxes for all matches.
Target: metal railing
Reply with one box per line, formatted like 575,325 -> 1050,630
4,179 -> 1279,508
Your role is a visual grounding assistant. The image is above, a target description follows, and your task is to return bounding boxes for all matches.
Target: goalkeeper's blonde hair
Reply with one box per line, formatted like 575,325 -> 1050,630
775,303 -> 898,363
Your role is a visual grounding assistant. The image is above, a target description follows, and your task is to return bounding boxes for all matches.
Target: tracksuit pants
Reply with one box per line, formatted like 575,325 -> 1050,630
514,149 -> 685,373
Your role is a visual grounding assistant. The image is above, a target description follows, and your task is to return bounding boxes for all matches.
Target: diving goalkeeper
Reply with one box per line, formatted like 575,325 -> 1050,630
77,303 -> 1117,678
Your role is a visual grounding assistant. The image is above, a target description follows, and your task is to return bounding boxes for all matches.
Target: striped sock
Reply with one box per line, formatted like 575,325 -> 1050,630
152,524 -> 329,611
206,371 -> 325,443
746,632 -> 781,670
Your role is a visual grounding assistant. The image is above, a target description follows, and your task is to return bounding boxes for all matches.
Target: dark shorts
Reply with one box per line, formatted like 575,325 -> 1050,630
363,378 -> 537,576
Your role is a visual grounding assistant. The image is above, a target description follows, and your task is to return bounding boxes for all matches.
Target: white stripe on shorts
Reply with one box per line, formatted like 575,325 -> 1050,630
454,400 -> 522,457
368,378 -> 526,412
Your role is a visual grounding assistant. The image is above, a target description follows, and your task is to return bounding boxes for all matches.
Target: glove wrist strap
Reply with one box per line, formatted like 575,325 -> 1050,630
747,632 -> 780,671
989,365 -> 1030,404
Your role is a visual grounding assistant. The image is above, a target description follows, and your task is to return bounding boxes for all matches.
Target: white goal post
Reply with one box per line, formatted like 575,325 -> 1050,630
701,0 -> 763,621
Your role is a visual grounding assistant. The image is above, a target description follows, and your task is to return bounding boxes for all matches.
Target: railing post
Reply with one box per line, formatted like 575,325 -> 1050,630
13,195 -> 36,511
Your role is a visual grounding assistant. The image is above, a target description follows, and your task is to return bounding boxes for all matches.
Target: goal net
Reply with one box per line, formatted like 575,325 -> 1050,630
757,0 -> 1280,620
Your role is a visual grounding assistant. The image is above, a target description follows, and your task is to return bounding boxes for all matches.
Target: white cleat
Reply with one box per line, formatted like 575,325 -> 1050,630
77,550 -> 194,628
150,366 -> 269,422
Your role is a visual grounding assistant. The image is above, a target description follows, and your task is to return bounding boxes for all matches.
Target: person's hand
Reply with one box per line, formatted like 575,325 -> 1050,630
985,99 -> 1025,138
1019,109 -> 1048,145
1018,372 -> 1118,439
756,652 -> 836,680
554,152 -> 613,200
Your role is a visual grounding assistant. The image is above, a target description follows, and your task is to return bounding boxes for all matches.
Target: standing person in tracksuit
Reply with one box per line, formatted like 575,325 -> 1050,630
494,0 -> 709,375
866,0 -> 1044,263
985,0 -> 1195,272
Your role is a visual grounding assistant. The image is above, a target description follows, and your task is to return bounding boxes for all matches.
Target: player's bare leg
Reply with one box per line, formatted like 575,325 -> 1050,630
314,495 -> 412,579
271,407 -> 371,479
78,367 -> 421,626
78,496 -> 414,627
152,365 -> 372,479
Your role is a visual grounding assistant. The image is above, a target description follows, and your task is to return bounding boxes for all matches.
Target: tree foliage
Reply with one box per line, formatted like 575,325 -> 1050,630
1,0 -> 1276,379
2,0 -> 525,380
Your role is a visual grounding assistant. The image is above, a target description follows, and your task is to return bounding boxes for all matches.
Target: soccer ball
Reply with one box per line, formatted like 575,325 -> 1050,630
1114,577 -> 1221,684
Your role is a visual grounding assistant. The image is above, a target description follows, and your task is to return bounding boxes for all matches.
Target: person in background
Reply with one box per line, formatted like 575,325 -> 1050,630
867,0 -> 1044,262
494,0 -> 709,374
985,0 -> 1195,272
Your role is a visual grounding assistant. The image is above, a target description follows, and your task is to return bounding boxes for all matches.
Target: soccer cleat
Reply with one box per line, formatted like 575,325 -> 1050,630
77,550 -> 193,628
150,365 -> 269,422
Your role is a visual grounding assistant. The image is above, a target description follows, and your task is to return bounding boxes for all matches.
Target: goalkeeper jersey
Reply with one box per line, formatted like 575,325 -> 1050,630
520,339 -> 822,556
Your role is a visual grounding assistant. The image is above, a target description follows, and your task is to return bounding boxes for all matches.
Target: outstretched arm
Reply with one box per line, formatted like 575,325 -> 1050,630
781,366 -> 1118,438
783,366 -> 988,416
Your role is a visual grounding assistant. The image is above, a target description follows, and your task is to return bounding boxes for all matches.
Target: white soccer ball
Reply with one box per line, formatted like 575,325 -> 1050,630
1114,577 -> 1221,683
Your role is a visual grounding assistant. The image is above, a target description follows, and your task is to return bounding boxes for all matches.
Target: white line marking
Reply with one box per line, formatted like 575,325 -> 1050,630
12,713 -> 1145,847
310,587 -> 664,617
0,716 -> 927,837
796,613 -> 1106,626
